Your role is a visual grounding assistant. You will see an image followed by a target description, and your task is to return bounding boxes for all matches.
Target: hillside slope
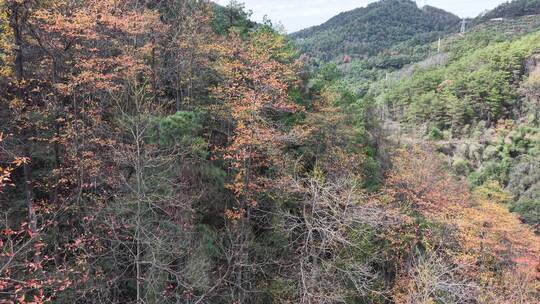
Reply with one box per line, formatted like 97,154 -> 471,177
368,19 -> 540,231
291,0 -> 460,61
479,0 -> 540,20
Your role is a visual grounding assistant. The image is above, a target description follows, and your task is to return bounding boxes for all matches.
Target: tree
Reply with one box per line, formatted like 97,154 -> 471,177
0,0 -> 12,78
156,0 -> 219,110
0,1 -> 168,302
278,166 -> 385,303
386,147 -> 540,304
212,27 -> 299,302
211,0 -> 254,36
386,147 -> 470,216
79,82 -> 214,303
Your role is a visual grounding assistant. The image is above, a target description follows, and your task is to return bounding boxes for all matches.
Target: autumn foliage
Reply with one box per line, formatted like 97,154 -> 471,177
1,1 -> 539,303
213,28 -> 299,210
385,147 -> 540,304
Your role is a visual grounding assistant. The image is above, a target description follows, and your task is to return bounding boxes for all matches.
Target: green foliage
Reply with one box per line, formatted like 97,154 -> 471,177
151,111 -> 207,155
292,0 -> 459,62
211,1 -> 255,35
250,25 -> 298,63
469,161 -> 509,187
459,122 -> 540,228
511,198 -> 540,231
507,155 -> 540,229
452,158 -> 472,175
479,0 -> 540,20
507,125 -> 539,157
321,65 -> 382,174
427,126 -> 444,140
378,31 -> 540,132
268,278 -> 296,302
308,63 -> 342,94
197,224 -> 220,258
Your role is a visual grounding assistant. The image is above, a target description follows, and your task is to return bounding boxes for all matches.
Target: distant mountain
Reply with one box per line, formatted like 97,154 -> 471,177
291,0 -> 460,61
479,0 -> 540,21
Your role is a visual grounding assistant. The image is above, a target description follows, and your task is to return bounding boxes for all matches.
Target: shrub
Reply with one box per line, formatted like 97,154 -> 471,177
511,197 -> 540,232
469,161 -> 508,187
474,180 -> 512,205
427,126 -> 444,140
452,158 -> 471,176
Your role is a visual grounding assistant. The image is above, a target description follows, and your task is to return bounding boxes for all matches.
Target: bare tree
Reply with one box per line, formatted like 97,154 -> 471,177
278,171 -> 396,303
74,82 -> 220,303
401,253 -> 478,304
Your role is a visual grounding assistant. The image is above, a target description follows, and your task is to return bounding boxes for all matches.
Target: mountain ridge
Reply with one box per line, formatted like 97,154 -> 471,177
478,0 -> 540,21
291,0 -> 460,61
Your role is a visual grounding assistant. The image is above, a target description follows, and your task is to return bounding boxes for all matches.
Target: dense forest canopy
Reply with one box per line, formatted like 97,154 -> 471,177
0,0 -> 539,303
291,0 -> 460,61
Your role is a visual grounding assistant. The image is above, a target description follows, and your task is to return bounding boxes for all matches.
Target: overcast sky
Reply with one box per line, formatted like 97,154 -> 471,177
215,0 -> 512,32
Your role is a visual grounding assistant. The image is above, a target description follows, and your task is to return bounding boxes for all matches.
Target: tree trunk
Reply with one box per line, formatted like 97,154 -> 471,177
10,2 -> 36,234
23,152 -> 36,233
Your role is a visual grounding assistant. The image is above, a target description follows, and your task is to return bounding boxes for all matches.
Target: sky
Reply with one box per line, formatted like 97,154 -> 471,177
215,0 -> 512,33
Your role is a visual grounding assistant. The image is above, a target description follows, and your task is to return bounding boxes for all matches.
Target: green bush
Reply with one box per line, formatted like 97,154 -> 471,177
469,161 -> 509,187
452,158 -> 471,176
511,198 -> 540,232
427,126 -> 444,140
151,111 -> 208,156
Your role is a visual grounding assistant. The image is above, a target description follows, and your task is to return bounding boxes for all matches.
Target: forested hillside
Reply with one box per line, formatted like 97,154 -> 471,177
367,12 -> 540,233
292,0 -> 460,61
0,0 -> 539,303
479,0 -> 540,20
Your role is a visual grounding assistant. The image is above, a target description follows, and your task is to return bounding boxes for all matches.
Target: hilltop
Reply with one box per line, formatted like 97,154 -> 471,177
479,0 -> 540,20
291,0 -> 460,61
